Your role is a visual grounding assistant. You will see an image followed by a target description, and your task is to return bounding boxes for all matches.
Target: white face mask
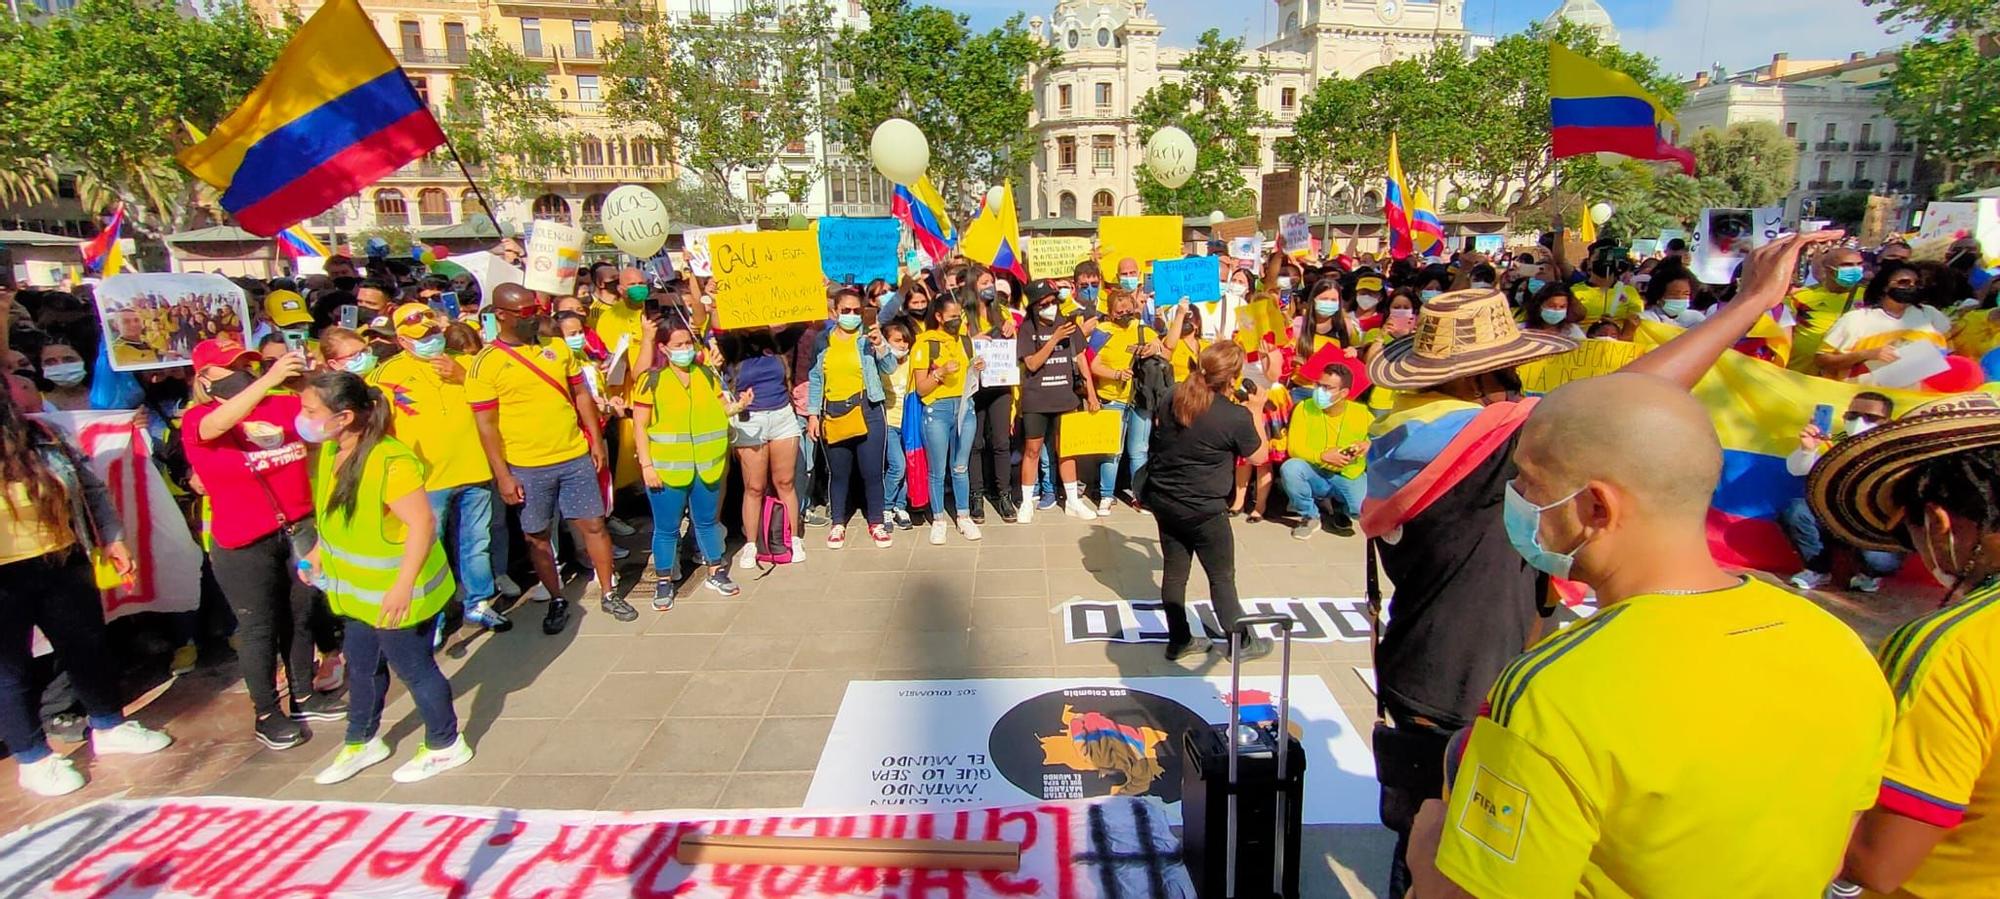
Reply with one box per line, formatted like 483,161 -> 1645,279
1224,283 -> 1248,300
1924,514 -> 1964,591
1844,418 -> 1877,438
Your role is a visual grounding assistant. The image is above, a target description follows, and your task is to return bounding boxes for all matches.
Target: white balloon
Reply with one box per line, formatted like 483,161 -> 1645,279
870,118 -> 931,186
1208,210 -> 1226,224
1454,196 -> 1471,211
1589,202 -> 1615,225
601,184 -> 670,258
1145,127 -> 1197,190
986,185 -> 1006,211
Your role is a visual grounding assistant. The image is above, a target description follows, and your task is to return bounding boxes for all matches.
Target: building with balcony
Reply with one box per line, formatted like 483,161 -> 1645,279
1676,50 -> 1921,225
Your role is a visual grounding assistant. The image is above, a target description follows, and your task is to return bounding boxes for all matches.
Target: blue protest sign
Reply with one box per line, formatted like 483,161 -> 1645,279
1148,256 -> 1222,305
817,217 -> 901,285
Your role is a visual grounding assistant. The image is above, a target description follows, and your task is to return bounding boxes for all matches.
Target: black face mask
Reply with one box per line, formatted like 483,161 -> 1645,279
143,378 -> 191,406
1949,252 -> 1976,272
205,370 -> 255,401
907,303 -> 929,318
1887,286 -> 1924,305
941,319 -> 961,335
509,314 -> 544,345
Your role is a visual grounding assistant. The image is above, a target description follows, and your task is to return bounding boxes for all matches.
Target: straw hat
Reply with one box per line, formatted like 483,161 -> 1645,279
1807,392 -> 2000,552
1366,288 -> 1577,391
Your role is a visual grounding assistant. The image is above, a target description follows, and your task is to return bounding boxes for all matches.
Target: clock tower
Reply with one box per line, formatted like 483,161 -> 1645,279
1263,0 -> 1471,79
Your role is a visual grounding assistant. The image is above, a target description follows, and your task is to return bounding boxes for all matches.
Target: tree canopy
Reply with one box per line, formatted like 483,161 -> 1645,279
445,32 -> 571,208
1132,29 -> 1268,217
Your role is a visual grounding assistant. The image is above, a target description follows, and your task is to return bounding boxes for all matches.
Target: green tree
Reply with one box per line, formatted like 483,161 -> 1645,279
1880,34 -> 2000,184
829,0 -> 1055,211
443,31 -> 571,209
1862,0 -> 1990,34
1132,29 -> 1268,217
1814,191 -> 1872,229
1687,121 -> 1798,208
0,0 -> 293,236
605,0 -> 833,223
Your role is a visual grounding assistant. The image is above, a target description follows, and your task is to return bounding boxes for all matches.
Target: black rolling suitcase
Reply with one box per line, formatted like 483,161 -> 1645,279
1180,614 -> 1306,899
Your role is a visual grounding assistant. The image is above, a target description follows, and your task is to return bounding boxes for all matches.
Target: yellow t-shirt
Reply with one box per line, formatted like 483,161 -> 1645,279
1094,320 -> 1157,404
1169,337 -> 1208,382
822,330 -> 864,403
1359,327 -> 1404,411
910,329 -> 969,400
1572,283 -> 1640,322
587,299 -> 645,390
0,484 -> 71,566
883,358 -> 911,423
1791,285 -> 1861,371
464,339 -> 590,469
369,450 -> 427,545
1436,578 -> 1894,898
1283,399 -> 1373,479
368,353 -> 492,491
1865,582 -> 2000,899
1950,309 -> 2000,360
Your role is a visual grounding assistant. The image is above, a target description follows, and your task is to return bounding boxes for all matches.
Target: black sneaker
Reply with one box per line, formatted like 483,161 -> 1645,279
969,499 -> 985,525
542,598 -> 570,635
804,505 -> 831,528
1165,635 -> 1213,661
600,594 -> 640,622
992,492 -> 1020,523
652,573 -> 677,612
293,691 -> 348,722
256,712 -> 307,750
46,712 -> 85,743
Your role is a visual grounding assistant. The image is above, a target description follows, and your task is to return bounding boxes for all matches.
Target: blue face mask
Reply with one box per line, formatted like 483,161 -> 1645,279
412,334 -> 447,359
668,347 -> 697,368
294,411 -> 334,444
1503,481 -> 1590,578
1527,277 -> 1548,294
1420,289 -> 1441,301
1081,284 -> 1100,302
1661,299 -> 1690,317
1834,265 -> 1865,288
1118,276 -> 1140,292
564,334 -> 586,352
1059,287 -> 1073,301
1314,299 -> 1341,317
1540,307 -> 1569,326
1312,387 -> 1338,409
837,312 -> 863,331
341,352 -> 376,375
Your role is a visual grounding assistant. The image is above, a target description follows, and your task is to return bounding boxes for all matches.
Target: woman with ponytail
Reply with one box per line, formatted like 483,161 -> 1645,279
297,371 -> 471,787
1138,342 -> 1273,662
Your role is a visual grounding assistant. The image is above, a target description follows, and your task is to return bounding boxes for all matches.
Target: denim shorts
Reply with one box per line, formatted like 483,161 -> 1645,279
511,452 -> 604,533
729,407 -> 802,448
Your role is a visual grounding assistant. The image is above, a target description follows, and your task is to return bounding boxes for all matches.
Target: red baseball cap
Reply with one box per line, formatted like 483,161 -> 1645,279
191,337 -> 259,372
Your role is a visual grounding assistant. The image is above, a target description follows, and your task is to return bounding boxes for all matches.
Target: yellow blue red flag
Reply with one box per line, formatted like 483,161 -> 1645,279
891,174 -> 957,263
960,181 -> 1025,280
1549,42 -> 1695,174
1384,134 -> 1444,259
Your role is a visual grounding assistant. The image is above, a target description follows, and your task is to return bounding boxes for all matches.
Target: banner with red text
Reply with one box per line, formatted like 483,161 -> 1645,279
0,795 -> 1192,898
34,410 -> 201,621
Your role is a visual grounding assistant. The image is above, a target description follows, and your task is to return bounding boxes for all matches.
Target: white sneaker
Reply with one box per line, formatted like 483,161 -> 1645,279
1850,574 -> 1884,594
495,574 -> 525,598
827,525 -> 847,550
1788,570 -> 1832,591
740,543 -> 760,569
17,755 -> 84,797
391,740 -> 473,784
606,516 -> 637,537
791,536 -> 807,561
314,738 -> 391,785
520,583 -> 553,603
957,515 -> 982,541
1016,500 -> 1034,524
1067,500 -> 1098,521
1097,498 -> 1116,516
91,720 -> 172,756
929,521 -> 948,545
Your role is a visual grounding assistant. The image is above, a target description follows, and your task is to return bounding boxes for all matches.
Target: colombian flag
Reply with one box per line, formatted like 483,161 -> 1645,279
1549,43 -> 1695,175
1383,134 -> 1443,260
891,175 -> 957,263
959,180 -> 1025,280
177,0 -> 446,236
79,204 -> 126,277
276,223 -> 330,260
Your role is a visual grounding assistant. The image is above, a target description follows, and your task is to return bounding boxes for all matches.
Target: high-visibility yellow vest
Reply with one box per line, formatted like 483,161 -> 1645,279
643,365 -> 730,487
312,438 -> 454,626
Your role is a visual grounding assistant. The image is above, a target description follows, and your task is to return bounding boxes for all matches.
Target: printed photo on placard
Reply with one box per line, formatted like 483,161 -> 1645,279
94,273 -> 250,371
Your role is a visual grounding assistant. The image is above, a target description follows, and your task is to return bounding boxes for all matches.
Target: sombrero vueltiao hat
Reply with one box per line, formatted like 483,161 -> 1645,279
1366,288 -> 1577,391
1807,392 -> 2000,552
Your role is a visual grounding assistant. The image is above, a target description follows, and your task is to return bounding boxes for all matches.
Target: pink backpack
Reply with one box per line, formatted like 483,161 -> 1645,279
755,494 -> 794,571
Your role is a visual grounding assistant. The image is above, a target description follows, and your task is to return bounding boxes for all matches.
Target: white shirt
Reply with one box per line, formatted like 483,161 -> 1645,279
1640,306 -> 1708,328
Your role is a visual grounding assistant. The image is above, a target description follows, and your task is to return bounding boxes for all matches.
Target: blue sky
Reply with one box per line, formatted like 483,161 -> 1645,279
932,0 -> 1904,78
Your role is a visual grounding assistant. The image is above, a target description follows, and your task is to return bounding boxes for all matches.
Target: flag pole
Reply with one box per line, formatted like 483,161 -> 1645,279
439,133 -> 502,242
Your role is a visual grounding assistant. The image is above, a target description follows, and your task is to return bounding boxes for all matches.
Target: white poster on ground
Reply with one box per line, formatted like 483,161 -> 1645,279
807,676 -> 1380,825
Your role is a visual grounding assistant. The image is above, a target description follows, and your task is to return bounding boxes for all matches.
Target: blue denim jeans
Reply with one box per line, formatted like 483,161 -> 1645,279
1037,442 -> 1055,498
1095,402 -> 1153,500
646,476 -> 725,572
921,396 -> 974,516
343,617 -> 458,750
1781,497 -> 1904,575
427,483 -> 496,607
1279,458 -> 1367,520
884,425 -> 909,513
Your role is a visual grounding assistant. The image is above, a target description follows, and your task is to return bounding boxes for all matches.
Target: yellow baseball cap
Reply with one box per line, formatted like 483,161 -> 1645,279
390,302 -> 439,340
264,290 -> 310,328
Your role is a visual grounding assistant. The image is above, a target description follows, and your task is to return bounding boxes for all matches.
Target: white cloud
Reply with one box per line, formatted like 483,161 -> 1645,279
1619,0 -> 1902,77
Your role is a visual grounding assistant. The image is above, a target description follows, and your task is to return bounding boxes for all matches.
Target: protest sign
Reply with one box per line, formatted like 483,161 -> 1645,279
1060,408 -> 1123,456
1149,255 -> 1221,304
708,230 -> 826,330
34,411 -> 202,624
1472,234 -> 1504,254
684,223 -> 757,277
971,337 -> 1019,387
1227,236 -> 1260,261
1517,338 -> 1648,394
1232,297 -> 1291,352
1025,236 -> 1092,279
1860,195 -> 1899,247
1657,227 -> 1689,249
1630,238 -> 1660,258
1097,215 -> 1180,272
1690,206 -> 1784,285
816,216 -> 900,285
522,218 -> 584,295
1916,199 -> 1998,259
1278,212 -> 1311,257
93,274 -> 248,371
1211,216 -> 1258,241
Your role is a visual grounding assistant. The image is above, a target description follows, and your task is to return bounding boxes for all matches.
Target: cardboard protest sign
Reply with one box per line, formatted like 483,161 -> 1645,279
1916,199 -> 1998,259
1690,206 -> 1784,285
1026,236 -> 1092,280
1211,216 -> 1259,241
1149,256 -> 1221,305
1227,236 -> 1260,261
1097,216 -> 1181,272
522,218 -> 584,295
684,223 -> 757,277
37,410 -> 203,622
707,230 -> 827,330
1061,408 -> 1123,456
1517,338 -> 1647,394
94,273 -> 249,371
1278,213 -> 1311,257
816,216 -> 900,285
972,337 -> 1019,387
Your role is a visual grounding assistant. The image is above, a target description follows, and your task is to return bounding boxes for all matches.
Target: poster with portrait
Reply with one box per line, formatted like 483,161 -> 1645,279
1690,206 -> 1785,285
93,273 -> 250,371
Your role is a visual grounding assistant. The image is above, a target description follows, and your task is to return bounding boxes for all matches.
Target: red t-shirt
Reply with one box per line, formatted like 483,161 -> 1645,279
183,394 -> 314,549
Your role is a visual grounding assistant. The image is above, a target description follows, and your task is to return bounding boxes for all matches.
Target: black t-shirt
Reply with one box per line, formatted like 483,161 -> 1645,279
1140,399 -> 1260,516
1375,429 -> 1551,730
1016,322 -> 1081,414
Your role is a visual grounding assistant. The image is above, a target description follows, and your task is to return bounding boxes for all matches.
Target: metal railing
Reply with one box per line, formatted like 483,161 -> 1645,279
1814,140 -> 1850,152
396,47 -> 469,64
1851,178 -> 1875,190
1807,179 -> 1845,190
1854,141 -> 1882,152
1890,141 -> 1915,152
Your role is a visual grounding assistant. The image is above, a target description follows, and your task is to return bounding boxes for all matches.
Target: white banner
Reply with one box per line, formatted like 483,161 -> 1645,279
33,410 -> 201,623
1058,597 -> 1597,645
806,677 -> 1379,825
0,795 -> 1190,898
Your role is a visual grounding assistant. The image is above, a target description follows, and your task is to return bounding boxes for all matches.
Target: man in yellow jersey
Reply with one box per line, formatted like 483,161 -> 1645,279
1790,245 -> 1867,372
585,266 -> 651,536
1807,393 -> 2000,899
1279,362 -> 1370,539
371,304 -> 510,633
1088,287 -> 1165,516
1408,371 -> 1893,898
467,283 -> 633,635
1569,252 -> 1640,324
107,308 -> 162,367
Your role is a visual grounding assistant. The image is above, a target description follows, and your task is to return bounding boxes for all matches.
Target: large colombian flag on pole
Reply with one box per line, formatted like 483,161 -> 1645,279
178,0 -> 446,236
1382,133 -> 1444,260
959,181 -> 1026,280
1549,42 -> 1695,175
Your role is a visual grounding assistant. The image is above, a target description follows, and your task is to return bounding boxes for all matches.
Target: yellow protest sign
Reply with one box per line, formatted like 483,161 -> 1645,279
708,230 -> 827,330
1233,298 -> 1290,352
1517,339 -> 1647,394
1026,236 -> 1093,280
1098,216 -> 1182,273
1060,409 -> 1124,457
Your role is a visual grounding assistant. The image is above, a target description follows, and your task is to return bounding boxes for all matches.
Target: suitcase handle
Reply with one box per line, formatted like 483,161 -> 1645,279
1231,613 -> 1295,631
1224,613 -> 1297,899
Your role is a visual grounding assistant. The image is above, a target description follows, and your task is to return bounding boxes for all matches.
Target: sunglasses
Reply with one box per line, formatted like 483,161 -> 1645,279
508,303 -> 550,317
1843,412 -> 1887,424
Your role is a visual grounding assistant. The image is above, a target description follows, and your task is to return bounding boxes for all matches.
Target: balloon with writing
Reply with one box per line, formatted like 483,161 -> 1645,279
1145,127 -> 1196,190
870,118 -> 930,186
602,185 -> 671,259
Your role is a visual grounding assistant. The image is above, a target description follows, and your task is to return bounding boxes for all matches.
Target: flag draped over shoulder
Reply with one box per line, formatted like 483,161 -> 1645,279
1383,134 -> 1443,260
177,0 -> 446,236
1549,42 -> 1695,175
891,175 -> 957,263
960,182 -> 1026,280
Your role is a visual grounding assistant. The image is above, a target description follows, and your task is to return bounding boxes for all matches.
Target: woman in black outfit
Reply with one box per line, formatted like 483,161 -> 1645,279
1139,341 -> 1273,661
